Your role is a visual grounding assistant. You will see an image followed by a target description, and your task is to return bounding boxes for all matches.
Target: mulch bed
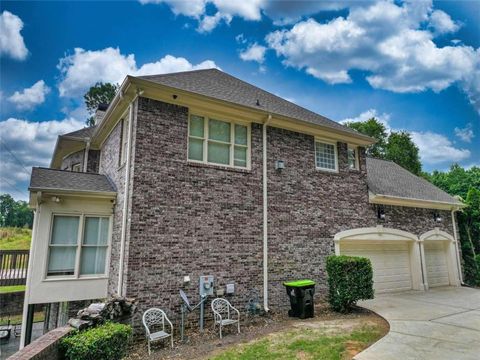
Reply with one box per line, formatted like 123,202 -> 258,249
125,302 -> 389,360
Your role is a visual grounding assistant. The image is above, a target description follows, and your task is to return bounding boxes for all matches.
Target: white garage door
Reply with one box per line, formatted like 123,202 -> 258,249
341,242 -> 413,293
424,241 -> 449,287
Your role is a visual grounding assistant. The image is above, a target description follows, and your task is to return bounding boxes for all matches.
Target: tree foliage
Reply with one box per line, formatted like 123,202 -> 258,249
0,194 -> 33,228
84,82 -> 118,126
345,117 -> 422,175
427,165 -> 480,286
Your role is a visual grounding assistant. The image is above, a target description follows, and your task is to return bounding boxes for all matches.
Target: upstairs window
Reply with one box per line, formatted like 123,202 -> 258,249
47,215 -> 111,278
188,115 -> 249,168
315,140 -> 338,172
348,146 -> 359,170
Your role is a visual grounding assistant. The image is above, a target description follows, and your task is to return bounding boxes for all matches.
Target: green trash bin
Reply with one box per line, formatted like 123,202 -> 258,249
283,279 -> 315,319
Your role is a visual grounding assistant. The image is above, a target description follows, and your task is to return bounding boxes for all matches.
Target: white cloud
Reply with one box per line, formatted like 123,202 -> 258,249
340,109 -> 391,130
0,11 -> 28,60
0,117 -> 84,200
265,1 -> 480,112
411,131 -> 471,164
139,0 -> 206,18
428,9 -> 460,35
454,123 -> 474,143
8,80 -> 50,110
57,47 -> 219,97
239,43 -> 267,63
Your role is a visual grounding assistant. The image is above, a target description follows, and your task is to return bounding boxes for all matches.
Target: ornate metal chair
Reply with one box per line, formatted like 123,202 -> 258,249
142,308 -> 173,354
211,298 -> 240,339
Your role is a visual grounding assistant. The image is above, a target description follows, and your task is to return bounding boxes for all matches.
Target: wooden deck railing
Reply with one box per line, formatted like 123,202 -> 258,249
0,250 -> 29,286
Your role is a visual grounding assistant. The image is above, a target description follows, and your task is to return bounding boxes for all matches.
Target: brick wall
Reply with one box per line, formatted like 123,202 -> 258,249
60,149 -> 100,173
8,326 -> 72,360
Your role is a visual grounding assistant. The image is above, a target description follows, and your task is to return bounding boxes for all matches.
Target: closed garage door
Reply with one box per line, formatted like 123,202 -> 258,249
341,242 -> 413,293
424,241 -> 449,287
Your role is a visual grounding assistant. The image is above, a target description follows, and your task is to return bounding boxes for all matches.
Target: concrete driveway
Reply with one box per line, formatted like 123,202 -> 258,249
355,286 -> 480,360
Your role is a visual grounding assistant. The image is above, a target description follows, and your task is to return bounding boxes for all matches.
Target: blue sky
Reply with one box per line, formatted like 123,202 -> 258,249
0,0 -> 479,200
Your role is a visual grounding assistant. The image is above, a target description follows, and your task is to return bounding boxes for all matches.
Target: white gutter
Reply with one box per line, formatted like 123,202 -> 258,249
117,99 -> 136,296
83,140 -> 90,172
451,208 -> 464,284
20,194 -> 41,349
263,114 -> 272,312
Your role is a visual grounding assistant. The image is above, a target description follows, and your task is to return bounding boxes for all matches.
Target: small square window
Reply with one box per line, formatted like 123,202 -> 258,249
315,141 -> 337,171
72,163 -> 82,172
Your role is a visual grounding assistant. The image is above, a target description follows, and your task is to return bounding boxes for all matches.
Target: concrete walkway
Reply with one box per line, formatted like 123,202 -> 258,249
355,287 -> 480,360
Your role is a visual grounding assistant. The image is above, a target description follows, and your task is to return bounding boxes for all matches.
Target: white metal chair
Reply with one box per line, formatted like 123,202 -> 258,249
142,308 -> 173,354
211,298 -> 240,339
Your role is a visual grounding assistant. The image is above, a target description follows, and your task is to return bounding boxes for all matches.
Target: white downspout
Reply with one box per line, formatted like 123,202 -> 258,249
117,100 -> 136,296
20,193 -> 41,349
451,208 -> 464,284
83,140 -> 90,172
263,114 -> 272,312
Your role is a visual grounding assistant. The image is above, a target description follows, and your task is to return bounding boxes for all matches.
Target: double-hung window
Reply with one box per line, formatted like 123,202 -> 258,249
315,140 -> 338,172
348,145 -> 359,170
47,215 -> 110,278
188,115 -> 249,168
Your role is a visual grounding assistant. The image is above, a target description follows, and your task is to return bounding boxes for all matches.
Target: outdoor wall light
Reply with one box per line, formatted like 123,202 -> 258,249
433,212 -> 442,222
275,160 -> 285,171
377,206 -> 386,220
51,196 -> 61,203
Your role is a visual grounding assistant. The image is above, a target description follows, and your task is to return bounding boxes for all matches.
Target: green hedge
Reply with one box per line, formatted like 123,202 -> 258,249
61,322 -> 132,360
326,255 -> 374,313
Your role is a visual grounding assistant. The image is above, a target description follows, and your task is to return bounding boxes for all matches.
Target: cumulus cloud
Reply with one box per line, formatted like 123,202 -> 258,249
239,43 -> 267,63
265,0 -> 480,112
8,80 -> 50,110
411,131 -> 470,165
428,9 -> 460,35
0,117 -> 84,200
454,123 -> 474,143
57,47 -> 219,97
0,11 -> 28,60
340,109 -> 391,130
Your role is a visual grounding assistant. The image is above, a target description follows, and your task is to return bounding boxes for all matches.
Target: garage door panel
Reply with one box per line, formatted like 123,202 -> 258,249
424,241 -> 449,287
340,241 -> 413,293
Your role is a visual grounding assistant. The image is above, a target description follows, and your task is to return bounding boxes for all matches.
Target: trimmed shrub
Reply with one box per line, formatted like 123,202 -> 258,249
326,255 -> 374,313
61,322 -> 132,360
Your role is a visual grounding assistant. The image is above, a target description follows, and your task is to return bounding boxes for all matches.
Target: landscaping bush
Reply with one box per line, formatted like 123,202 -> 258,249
326,255 -> 374,313
61,322 -> 132,360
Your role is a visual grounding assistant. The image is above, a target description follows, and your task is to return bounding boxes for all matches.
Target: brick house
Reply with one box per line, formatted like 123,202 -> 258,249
21,69 -> 465,346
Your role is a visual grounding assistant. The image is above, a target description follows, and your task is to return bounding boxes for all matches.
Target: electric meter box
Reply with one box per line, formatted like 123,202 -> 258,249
199,275 -> 214,297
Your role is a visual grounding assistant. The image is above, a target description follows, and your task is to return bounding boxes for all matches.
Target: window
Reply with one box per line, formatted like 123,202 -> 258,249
120,117 -> 129,166
188,115 -> 249,168
47,215 -> 110,278
72,163 -> 82,172
348,146 -> 359,170
315,140 -> 338,171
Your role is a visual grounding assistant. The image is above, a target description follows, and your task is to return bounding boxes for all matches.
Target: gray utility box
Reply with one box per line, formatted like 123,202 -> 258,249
199,275 -> 214,297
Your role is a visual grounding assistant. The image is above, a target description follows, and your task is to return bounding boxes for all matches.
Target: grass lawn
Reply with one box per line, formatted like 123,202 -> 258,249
211,324 -> 383,360
0,285 -> 25,293
0,227 -> 32,250
0,312 -> 44,326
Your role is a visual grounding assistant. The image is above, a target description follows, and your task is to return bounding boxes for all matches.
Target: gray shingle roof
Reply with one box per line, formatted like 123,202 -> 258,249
29,167 -> 116,194
366,158 -> 462,205
61,126 -> 96,139
137,69 -> 370,139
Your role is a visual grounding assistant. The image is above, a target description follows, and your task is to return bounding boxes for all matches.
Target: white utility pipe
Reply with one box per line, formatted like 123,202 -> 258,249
263,114 -> 272,312
117,101 -> 136,296
83,140 -> 90,172
451,208 -> 464,284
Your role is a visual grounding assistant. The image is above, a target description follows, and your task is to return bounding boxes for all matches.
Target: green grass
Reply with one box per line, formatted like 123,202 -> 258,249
0,285 -> 25,293
0,227 -> 32,250
0,312 -> 44,326
212,325 -> 383,360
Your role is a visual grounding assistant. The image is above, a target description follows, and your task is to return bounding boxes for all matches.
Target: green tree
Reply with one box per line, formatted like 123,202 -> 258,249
84,82 -> 118,126
345,118 -> 388,158
385,131 -> 422,175
0,194 -> 33,228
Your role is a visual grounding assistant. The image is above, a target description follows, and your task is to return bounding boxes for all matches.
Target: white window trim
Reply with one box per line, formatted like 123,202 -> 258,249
348,145 -> 360,170
314,138 -> 338,172
44,213 -> 113,281
72,163 -> 82,172
187,113 -> 251,170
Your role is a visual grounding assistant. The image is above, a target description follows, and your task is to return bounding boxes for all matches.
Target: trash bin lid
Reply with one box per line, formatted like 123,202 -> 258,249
283,279 -> 315,287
